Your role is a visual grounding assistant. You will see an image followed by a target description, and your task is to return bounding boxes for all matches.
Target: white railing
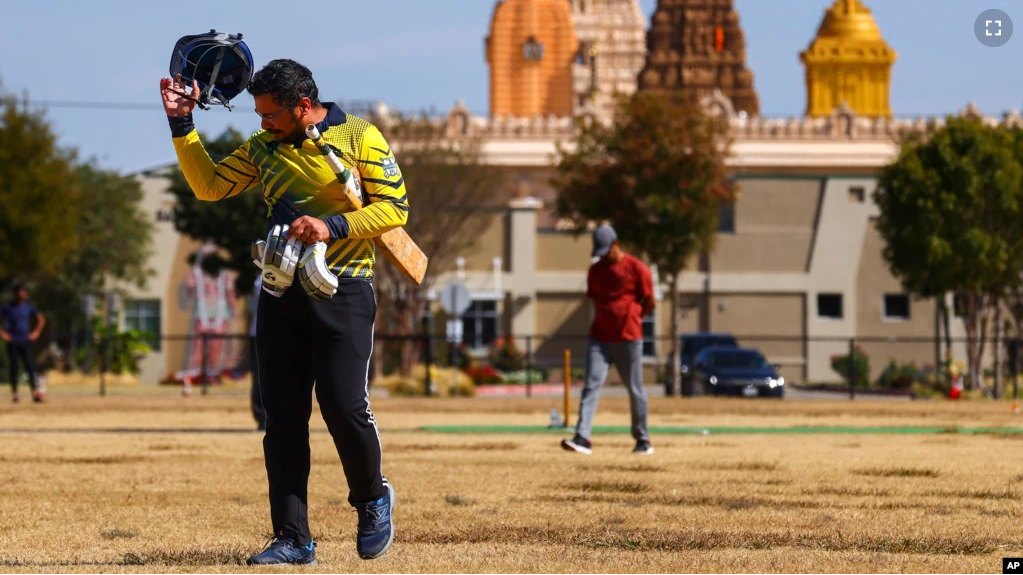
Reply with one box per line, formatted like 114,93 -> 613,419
373,95 -> 1019,144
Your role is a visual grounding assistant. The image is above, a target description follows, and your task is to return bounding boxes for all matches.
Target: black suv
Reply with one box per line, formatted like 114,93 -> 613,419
678,332 -> 739,396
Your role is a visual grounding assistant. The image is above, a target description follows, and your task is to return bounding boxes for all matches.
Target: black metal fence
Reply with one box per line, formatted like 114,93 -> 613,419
413,332 -> 1021,400
7,331 -> 1020,400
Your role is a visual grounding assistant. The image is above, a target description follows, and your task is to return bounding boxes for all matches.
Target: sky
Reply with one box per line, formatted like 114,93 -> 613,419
1,0 -> 1021,173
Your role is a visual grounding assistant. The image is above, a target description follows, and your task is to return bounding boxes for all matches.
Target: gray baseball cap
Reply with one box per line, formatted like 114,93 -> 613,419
591,225 -> 617,257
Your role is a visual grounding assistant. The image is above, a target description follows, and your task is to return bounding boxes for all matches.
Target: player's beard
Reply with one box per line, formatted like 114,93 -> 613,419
268,111 -> 303,143
270,125 -> 304,143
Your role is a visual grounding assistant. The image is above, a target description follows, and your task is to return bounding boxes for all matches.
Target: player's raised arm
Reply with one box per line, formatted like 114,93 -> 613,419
160,32 -> 259,201
160,76 -> 260,201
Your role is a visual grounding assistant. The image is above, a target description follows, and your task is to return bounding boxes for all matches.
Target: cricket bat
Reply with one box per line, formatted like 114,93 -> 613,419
305,125 -> 428,285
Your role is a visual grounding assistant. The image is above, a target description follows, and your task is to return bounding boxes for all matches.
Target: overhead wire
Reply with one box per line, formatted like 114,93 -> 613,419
24,99 -> 490,116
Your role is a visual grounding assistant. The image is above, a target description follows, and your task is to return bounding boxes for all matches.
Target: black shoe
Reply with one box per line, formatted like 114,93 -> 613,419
561,435 -> 593,454
632,440 -> 654,455
246,537 -> 317,565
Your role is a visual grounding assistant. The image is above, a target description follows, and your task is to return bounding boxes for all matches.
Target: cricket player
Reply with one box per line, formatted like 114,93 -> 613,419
561,225 -> 655,455
160,59 -> 404,564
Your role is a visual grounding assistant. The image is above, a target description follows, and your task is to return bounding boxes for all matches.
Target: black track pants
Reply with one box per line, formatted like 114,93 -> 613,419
249,336 -> 266,429
256,278 -> 384,546
7,342 -> 37,394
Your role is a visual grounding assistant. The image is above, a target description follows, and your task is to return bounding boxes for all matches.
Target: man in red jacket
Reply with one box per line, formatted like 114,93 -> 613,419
562,225 -> 655,455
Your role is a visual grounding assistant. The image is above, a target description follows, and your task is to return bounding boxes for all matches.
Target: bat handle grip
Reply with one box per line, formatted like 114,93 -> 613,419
305,125 -> 322,140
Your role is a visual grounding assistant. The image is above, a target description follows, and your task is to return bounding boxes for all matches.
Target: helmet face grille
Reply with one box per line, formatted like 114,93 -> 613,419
170,32 -> 253,107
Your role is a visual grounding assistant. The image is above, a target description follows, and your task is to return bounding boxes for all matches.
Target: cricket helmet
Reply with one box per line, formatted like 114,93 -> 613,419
169,30 -> 253,110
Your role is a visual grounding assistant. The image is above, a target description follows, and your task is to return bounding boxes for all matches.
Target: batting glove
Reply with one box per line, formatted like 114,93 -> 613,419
251,239 -> 266,269
298,241 -> 338,301
260,224 -> 302,297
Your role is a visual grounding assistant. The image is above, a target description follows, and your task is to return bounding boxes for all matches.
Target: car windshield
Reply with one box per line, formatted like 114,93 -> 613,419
684,336 -> 737,356
709,350 -> 768,369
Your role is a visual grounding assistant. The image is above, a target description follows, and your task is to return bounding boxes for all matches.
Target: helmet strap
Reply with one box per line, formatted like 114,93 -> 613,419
198,46 -> 231,111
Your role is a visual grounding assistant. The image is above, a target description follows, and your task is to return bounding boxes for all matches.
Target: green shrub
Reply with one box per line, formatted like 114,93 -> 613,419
75,319 -> 152,376
490,337 -> 527,372
830,347 -> 870,388
502,367 -> 549,384
570,366 -> 586,383
910,381 -> 945,399
876,360 -> 921,389
434,343 -> 472,369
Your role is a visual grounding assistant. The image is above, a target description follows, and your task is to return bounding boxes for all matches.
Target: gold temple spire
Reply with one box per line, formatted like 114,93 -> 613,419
800,0 -> 896,118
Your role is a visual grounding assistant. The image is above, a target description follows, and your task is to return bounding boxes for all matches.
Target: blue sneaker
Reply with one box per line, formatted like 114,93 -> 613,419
355,483 -> 395,559
246,538 -> 317,565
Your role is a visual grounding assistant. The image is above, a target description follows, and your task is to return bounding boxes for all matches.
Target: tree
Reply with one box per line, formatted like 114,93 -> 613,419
874,117 -> 1023,392
33,160 -> 154,346
167,127 -> 266,295
0,88 -> 81,287
373,114 -> 502,378
552,93 -> 737,396
0,85 -> 153,366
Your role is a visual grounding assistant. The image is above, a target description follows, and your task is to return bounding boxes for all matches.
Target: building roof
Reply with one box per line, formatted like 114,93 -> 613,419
814,0 -> 884,41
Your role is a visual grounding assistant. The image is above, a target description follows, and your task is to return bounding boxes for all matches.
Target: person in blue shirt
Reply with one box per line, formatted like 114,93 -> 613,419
0,285 -> 46,403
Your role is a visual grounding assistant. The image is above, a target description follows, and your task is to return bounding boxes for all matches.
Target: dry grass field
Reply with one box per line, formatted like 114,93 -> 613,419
0,387 -> 1021,573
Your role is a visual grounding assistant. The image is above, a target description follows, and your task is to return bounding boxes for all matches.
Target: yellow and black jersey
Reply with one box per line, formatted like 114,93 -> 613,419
169,103 -> 408,280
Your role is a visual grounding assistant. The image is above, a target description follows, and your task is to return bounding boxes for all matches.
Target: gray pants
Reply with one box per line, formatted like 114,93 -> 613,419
575,338 -> 649,442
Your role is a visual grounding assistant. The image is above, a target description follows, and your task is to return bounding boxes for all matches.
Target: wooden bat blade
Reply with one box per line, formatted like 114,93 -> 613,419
376,228 -> 428,285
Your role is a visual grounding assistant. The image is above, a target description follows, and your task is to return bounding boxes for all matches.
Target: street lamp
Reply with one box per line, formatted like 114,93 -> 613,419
78,293 -> 96,374
105,291 -> 121,327
100,290 -> 121,397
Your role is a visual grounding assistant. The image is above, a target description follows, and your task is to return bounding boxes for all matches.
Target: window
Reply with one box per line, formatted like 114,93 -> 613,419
717,202 -> 735,233
817,293 -> 843,319
124,299 -> 161,351
848,186 -> 865,203
883,294 -> 910,321
523,36 -> 544,61
642,314 -> 656,359
461,300 -> 500,349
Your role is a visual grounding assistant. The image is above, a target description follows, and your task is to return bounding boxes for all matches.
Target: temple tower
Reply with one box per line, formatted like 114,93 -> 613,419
637,0 -> 760,117
569,0 -> 647,121
800,0 -> 896,118
486,0 -> 579,118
